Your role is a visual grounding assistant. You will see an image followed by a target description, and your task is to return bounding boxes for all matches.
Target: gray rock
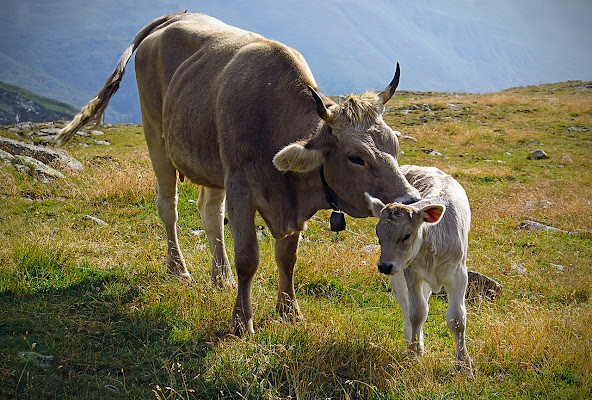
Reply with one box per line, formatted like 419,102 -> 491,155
466,270 -> 503,301
516,220 -> 571,234
0,149 -> 15,162
94,140 -> 111,146
83,215 -> 108,226
561,155 -> 573,163
13,155 -> 65,181
530,149 -> 549,160
360,244 -> 380,255
91,130 -> 105,136
39,128 -> 61,135
0,136 -> 84,172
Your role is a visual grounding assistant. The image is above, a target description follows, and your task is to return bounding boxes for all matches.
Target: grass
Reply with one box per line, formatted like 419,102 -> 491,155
1,81 -> 591,399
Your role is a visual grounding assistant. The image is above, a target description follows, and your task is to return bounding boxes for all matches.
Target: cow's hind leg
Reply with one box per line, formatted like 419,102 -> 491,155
275,233 -> 302,321
445,264 -> 473,375
226,178 -> 259,336
197,186 -> 235,288
144,120 -> 190,279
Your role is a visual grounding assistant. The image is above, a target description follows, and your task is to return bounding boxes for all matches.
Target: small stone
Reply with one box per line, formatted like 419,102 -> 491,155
94,140 -> 111,146
189,229 -> 205,236
561,155 -> 573,163
510,263 -> 526,274
550,263 -> 571,273
83,215 -> 108,226
91,130 -> 105,136
360,244 -> 380,254
530,149 -> 548,160
504,152 -> 512,155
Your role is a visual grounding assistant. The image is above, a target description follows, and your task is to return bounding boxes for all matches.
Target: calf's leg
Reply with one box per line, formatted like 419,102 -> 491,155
445,265 -> 473,376
404,267 -> 429,358
275,233 -> 302,321
197,186 -> 235,288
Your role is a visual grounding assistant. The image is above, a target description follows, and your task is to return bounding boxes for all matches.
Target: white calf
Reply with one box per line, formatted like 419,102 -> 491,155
365,165 -> 473,375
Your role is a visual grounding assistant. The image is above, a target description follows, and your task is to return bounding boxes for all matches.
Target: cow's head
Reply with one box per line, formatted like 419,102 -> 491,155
365,193 -> 445,275
273,63 -> 420,217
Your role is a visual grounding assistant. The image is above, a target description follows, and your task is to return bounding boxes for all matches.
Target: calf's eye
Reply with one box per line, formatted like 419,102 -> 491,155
401,233 -> 411,243
348,155 -> 365,166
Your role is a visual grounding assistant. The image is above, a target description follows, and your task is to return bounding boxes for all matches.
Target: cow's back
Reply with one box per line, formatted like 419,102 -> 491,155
135,14 -> 262,125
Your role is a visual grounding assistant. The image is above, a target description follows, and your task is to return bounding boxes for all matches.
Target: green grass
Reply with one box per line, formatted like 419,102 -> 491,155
1,82 -> 591,399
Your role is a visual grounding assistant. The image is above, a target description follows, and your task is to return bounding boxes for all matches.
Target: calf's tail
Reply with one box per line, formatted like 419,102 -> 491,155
56,11 -> 188,147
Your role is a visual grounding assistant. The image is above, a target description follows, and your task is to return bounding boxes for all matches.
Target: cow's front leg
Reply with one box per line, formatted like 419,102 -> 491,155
275,232 -> 302,321
197,186 -> 235,289
226,183 -> 259,336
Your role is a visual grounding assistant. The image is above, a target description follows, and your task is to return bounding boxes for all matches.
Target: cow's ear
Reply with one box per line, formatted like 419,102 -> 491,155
417,204 -> 445,224
273,141 -> 324,172
364,192 -> 385,218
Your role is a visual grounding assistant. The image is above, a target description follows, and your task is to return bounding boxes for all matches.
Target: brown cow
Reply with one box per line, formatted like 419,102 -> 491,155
57,12 -> 420,335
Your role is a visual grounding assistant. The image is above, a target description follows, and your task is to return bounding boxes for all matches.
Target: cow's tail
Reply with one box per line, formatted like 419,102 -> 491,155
56,11 -> 188,147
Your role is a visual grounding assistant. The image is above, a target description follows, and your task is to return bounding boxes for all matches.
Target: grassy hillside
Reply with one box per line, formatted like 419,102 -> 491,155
0,81 -> 590,399
0,81 -> 78,124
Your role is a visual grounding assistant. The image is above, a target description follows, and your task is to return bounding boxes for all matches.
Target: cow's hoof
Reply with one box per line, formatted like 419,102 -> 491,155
211,273 -> 236,290
229,317 -> 254,338
276,302 -> 303,323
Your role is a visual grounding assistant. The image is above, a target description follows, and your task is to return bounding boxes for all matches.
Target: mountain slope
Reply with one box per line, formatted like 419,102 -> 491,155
0,81 -> 78,124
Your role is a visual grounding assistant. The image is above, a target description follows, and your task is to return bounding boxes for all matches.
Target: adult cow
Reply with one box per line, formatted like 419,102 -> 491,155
57,12 -> 420,335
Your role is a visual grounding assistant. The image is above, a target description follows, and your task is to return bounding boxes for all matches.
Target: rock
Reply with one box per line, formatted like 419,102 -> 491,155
530,149 -> 548,160
510,263 -> 527,274
17,352 -> 54,370
0,136 -> 84,172
91,130 -> 105,136
83,215 -> 108,226
0,149 -> 15,162
504,152 -> 512,155
13,155 -> 65,182
525,200 -> 553,209
420,149 -> 442,156
516,220 -> 571,234
561,155 -> 573,163
189,229 -> 205,236
360,244 -> 380,255
94,140 -> 111,146
550,263 -> 571,273
466,270 -> 503,301
39,128 -> 61,135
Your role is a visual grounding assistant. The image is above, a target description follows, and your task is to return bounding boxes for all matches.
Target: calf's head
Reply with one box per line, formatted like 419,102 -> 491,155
365,193 -> 445,275
273,63 -> 420,217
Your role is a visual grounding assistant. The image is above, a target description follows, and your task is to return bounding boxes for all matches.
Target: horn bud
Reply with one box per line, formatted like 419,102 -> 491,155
378,62 -> 401,105
308,85 -> 333,122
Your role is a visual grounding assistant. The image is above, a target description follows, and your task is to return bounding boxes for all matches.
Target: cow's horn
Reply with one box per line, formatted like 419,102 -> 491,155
308,85 -> 333,122
378,62 -> 401,105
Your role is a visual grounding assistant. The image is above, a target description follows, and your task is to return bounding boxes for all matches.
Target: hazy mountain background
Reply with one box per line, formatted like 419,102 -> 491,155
1,0 -> 591,124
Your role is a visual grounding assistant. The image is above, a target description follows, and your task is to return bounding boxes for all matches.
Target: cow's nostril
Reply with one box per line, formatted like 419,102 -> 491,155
377,262 -> 393,275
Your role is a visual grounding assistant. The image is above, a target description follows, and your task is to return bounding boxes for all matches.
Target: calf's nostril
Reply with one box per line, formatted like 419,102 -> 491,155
377,262 -> 393,275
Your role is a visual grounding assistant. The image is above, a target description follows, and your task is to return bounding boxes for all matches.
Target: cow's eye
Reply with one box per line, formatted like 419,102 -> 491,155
401,233 -> 411,243
348,155 -> 365,166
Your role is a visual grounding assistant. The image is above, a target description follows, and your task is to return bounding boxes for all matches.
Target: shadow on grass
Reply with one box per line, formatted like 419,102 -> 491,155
0,261 -> 224,399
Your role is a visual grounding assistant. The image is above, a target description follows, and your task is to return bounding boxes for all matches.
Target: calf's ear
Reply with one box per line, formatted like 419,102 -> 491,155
364,192 -> 386,218
418,204 -> 445,224
273,141 -> 324,172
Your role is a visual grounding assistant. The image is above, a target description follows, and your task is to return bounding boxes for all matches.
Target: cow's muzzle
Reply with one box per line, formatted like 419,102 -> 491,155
394,188 -> 421,205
